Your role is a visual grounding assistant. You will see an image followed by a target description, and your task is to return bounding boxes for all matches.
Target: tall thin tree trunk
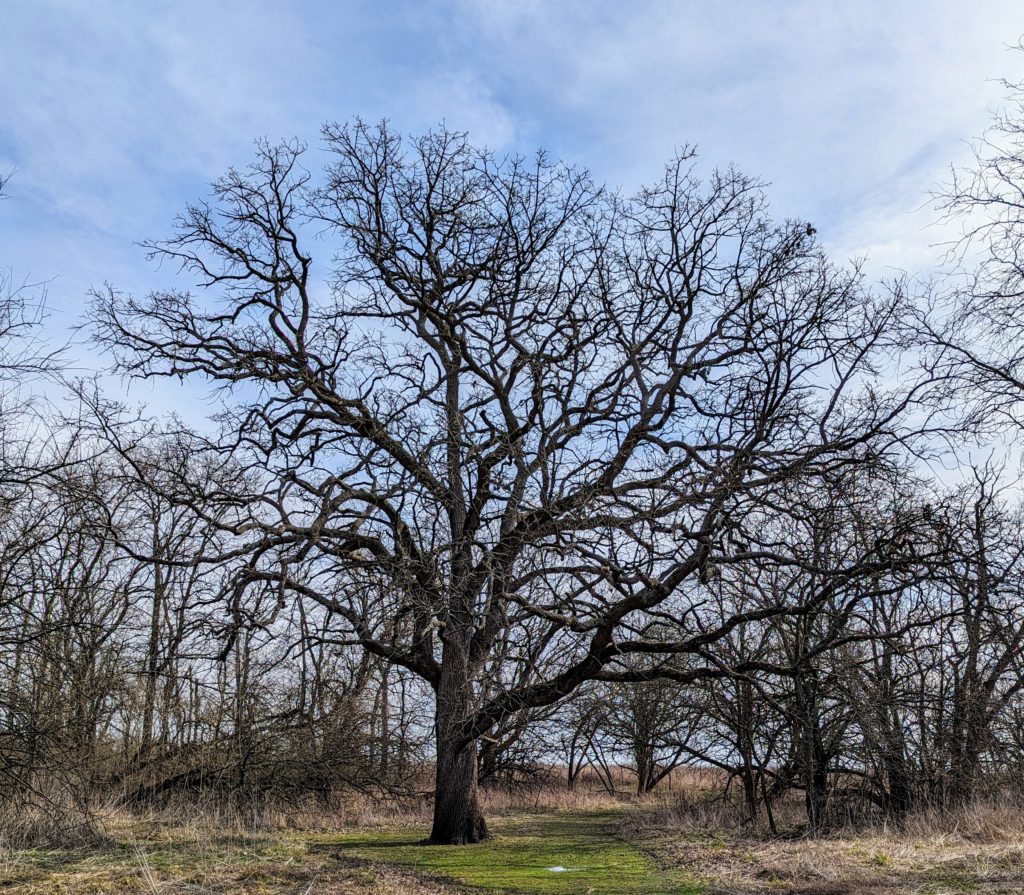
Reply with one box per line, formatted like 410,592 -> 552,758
141,535 -> 165,756
737,679 -> 759,823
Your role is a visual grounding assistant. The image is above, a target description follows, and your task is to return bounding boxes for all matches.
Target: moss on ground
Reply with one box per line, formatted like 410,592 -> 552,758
330,810 -> 702,894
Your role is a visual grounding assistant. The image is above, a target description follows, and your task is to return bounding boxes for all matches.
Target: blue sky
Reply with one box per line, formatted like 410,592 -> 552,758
2,0 -> 1023,413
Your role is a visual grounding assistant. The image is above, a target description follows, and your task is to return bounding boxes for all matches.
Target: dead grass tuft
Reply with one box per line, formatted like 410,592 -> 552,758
0,798 -> 104,850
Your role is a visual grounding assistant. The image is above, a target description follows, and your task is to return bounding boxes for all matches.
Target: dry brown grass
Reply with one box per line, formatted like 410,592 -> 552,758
632,795 -> 1024,894
0,785 -> 108,850
481,783 -> 627,816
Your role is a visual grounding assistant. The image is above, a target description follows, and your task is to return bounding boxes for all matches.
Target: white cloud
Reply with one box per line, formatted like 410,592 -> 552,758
401,71 -> 520,149
2,0 -> 1022,421
0,1 -> 323,236
448,0 -> 1024,276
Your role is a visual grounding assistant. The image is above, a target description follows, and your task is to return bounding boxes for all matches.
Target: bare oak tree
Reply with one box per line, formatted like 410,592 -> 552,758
91,124 -> 920,842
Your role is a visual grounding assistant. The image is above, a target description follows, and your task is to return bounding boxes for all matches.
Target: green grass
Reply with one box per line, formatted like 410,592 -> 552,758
328,810 -> 703,894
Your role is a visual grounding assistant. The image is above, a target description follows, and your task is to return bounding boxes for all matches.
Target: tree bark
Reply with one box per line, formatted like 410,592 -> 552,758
429,632 -> 489,844
795,671 -> 829,830
430,724 -> 488,843
736,680 -> 759,823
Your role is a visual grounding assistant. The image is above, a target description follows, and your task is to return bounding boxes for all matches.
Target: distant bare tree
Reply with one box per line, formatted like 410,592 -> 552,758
0,175 -> 54,491
919,73 -> 1024,434
599,677 -> 695,795
931,468 -> 1024,803
555,686 -> 614,792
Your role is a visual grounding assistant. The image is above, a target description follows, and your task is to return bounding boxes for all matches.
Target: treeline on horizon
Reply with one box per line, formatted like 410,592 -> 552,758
6,77 -> 1024,845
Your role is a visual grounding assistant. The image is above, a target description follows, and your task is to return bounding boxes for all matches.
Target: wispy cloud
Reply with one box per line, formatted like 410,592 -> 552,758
1,0 -> 1021,416
443,1 -> 1024,267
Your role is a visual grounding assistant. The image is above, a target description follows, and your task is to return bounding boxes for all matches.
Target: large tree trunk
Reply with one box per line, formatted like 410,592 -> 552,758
430,734 -> 488,844
141,536 -> 165,757
635,745 -> 652,795
428,633 -> 489,844
885,755 -> 912,817
805,737 -> 829,831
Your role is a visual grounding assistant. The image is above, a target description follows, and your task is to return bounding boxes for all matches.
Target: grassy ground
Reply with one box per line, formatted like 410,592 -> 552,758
5,800 -> 1024,894
332,811 -> 698,894
0,809 -> 699,894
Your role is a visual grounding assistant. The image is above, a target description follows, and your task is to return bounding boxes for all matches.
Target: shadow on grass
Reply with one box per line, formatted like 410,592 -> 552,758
323,836 -> 429,849
204,832 -> 276,848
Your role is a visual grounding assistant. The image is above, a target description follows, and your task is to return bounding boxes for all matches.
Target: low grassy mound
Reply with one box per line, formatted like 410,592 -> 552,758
331,810 -> 700,894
